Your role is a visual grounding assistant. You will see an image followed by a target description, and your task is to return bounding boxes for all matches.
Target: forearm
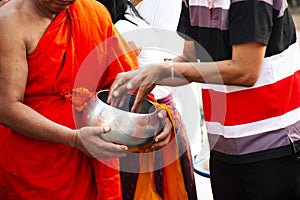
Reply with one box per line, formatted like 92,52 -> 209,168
160,59 -> 253,86
173,61 -> 228,84
165,41 -> 264,86
0,101 -> 76,147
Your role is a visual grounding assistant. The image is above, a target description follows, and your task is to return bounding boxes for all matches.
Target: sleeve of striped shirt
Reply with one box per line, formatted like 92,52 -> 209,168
177,0 -> 196,41
229,0 -> 273,46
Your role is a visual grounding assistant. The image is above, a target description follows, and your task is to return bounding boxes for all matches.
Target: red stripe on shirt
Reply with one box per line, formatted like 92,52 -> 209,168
202,70 -> 300,126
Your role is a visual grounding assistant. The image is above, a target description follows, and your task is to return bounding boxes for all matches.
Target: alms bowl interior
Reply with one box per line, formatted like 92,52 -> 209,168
82,90 -> 162,148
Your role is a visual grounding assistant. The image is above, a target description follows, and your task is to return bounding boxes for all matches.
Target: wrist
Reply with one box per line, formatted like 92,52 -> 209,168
70,130 -> 78,148
71,130 -> 85,151
69,129 -> 91,157
62,129 -> 80,149
166,60 -> 174,80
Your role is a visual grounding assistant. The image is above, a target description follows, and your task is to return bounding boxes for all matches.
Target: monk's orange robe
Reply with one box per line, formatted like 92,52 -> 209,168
0,0 -> 137,199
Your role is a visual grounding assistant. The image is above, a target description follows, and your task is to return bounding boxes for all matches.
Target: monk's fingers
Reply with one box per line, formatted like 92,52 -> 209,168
96,143 -> 128,159
151,111 -> 173,149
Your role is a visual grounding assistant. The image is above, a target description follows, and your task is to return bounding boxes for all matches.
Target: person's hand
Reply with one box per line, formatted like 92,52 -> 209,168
73,126 -> 128,159
146,109 -> 173,152
107,64 -> 169,112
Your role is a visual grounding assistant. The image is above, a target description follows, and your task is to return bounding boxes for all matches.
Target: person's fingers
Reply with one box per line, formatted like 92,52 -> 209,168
102,142 -> 128,152
100,126 -> 111,133
151,112 -> 172,149
89,145 -> 129,159
107,73 -> 127,104
108,72 -> 142,109
92,140 -> 129,159
157,109 -> 167,119
150,135 -> 171,150
78,126 -> 129,158
108,74 -> 134,107
130,83 -> 155,113
99,151 -> 127,159
110,89 -> 127,108
130,91 -> 144,113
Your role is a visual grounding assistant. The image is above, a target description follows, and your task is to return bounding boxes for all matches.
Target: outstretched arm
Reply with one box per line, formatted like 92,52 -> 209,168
108,40 -> 266,111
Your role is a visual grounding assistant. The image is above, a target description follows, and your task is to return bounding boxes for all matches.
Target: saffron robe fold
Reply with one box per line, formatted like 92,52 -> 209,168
120,103 -> 198,200
0,0 -> 137,199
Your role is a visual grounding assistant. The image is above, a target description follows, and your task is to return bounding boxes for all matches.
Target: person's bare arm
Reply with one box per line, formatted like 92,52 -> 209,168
0,15 -> 72,144
108,41 -> 266,109
173,42 -> 266,86
0,13 -> 128,159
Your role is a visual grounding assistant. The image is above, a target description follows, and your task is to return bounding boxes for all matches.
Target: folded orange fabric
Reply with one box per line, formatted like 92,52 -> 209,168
133,103 -> 188,200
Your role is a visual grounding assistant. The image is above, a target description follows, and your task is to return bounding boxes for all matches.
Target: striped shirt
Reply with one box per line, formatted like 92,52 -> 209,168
177,0 -> 300,163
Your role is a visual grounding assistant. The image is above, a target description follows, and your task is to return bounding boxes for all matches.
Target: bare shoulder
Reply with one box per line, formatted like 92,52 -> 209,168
0,3 -> 52,55
0,6 -> 22,33
0,5 -> 29,54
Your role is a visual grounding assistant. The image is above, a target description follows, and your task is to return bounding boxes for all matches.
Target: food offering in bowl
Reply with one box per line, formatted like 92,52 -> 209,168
82,90 -> 163,148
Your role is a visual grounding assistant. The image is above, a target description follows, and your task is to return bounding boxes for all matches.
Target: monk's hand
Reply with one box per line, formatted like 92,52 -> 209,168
147,109 -> 173,151
72,87 -> 94,112
72,126 -> 128,159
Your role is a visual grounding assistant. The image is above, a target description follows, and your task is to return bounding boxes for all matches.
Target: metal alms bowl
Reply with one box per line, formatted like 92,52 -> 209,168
82,90 -> 162,148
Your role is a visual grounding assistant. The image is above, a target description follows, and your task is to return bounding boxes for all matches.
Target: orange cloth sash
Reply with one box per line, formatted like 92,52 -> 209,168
133,104 -> 189,200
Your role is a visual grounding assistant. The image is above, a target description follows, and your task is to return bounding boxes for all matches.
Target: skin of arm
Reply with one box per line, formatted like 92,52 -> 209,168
0,3 -> 128,159
108,40 -> 266,110
176,41 -> 266,86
